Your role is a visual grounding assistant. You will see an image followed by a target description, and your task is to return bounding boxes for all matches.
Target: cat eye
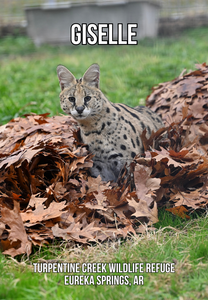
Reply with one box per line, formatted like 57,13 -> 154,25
68,96 -> 75,103
84,96 -> 91,103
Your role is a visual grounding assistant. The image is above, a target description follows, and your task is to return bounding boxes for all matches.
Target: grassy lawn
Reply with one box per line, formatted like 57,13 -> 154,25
0,213 -> 207,300
0,27 -> 208,299
1,27 -> 208,124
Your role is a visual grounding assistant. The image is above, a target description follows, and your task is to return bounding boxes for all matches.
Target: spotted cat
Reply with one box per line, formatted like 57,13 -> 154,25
57,64 -> 164,182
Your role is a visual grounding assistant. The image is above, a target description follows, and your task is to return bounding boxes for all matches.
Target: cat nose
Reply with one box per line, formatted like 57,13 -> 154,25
76,106 -> 85,114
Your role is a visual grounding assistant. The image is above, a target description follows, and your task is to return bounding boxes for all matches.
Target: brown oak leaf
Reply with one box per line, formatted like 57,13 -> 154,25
0,201 -> 32,257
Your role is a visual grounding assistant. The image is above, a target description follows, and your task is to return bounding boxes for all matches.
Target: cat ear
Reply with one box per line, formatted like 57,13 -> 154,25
57,65 -> 76,91
82,64 -> 100,88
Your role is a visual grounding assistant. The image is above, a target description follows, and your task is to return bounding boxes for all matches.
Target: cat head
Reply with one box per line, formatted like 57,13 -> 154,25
57,64 -> 104,121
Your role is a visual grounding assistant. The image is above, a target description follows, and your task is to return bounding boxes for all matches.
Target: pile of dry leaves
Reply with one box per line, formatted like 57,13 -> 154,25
146,62 -> 208,152
0,63 -> 208,257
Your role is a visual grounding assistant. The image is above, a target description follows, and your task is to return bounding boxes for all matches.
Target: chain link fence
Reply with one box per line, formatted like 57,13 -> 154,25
1,0 -> 208,25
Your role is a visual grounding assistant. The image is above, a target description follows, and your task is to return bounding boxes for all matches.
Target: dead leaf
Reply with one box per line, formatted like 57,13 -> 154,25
166,206 -> 190,219
0,201 -> 32,257
21,200 -> 67,224
134,164 -> 161,205
128,198 -> 158,224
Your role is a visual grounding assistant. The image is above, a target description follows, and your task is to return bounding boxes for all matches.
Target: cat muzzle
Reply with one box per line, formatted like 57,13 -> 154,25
76,106 -> 85,114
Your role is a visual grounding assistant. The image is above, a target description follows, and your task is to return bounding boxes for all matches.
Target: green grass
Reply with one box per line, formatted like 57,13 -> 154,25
0,213 -> 207,300
0,27 -> 208,299
1,27 -> 208,124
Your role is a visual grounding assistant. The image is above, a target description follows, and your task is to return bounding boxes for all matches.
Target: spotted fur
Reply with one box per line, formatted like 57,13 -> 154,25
57,64 -> 164,181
